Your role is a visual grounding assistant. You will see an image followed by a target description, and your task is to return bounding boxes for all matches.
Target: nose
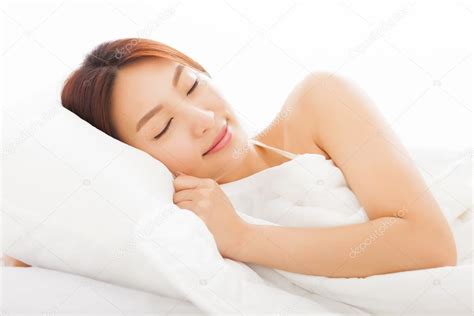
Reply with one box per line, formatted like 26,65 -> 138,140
189,108 -> 215,136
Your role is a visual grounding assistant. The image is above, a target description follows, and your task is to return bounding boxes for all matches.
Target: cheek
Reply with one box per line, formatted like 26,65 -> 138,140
160,139 -> 200,171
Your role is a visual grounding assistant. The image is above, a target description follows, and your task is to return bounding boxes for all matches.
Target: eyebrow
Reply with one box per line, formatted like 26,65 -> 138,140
136,64 -> 184,133
136,104 -> 163,133
172,64 -> 184,88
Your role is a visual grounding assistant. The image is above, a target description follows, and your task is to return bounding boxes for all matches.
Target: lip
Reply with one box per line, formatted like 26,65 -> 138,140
203,120 -> 231,156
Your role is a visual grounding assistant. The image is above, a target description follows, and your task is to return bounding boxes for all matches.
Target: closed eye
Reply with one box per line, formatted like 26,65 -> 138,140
187,77 -> 199,96
154,117 -> 173,140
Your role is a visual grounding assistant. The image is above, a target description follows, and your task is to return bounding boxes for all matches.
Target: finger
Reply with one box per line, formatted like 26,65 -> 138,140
176,200 -> 194,211
172,170 -> 184,177
173,174 -> 205,191
173,188 -> 196,204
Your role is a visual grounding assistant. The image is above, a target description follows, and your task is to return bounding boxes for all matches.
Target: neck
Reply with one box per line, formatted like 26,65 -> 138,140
215,141 -> 271,185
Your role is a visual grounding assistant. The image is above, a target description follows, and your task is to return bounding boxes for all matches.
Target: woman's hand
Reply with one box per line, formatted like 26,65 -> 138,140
172,171 -> 250,258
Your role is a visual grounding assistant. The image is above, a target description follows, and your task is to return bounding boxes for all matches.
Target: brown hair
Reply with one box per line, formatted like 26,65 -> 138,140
61,38 -> 209,140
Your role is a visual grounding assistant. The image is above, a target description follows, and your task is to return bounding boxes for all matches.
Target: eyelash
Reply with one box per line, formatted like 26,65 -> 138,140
154,77 -> 199,140
154,117 -> 173,140
186,77 -> 199,96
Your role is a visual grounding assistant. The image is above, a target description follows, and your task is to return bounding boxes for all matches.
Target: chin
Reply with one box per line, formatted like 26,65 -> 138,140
227,135 -> 248,161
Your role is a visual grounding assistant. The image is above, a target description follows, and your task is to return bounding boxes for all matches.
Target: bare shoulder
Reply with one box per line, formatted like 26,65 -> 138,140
282,71 -> 391,160
283,72 -> 354,145
293,71 -> 403,164
295,72 -> 455,228
272,74 -> 331,159
256,71 -> 367,160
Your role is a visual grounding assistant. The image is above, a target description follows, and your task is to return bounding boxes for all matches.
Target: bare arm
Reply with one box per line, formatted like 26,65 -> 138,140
229,73 -> 456,277
233,217 -> 451,277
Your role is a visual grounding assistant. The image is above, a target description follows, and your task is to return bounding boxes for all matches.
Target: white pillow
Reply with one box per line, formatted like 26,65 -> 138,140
2,105 -> 208,299
3,102 -> 284,311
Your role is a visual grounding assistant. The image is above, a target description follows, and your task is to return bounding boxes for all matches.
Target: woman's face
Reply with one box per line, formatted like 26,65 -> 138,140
110,57 -> 248,180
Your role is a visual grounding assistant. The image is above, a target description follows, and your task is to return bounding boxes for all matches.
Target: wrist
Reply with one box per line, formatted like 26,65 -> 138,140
226,221 -> 258,260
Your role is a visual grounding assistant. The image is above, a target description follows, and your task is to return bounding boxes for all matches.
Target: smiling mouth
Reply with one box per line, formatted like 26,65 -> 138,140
203,120 -> 229,156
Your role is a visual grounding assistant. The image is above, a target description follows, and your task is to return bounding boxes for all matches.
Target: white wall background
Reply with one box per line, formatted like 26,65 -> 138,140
1,0 -> 472,153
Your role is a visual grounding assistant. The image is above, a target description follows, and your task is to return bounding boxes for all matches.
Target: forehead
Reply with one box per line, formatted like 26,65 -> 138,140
110,57 -> 178,131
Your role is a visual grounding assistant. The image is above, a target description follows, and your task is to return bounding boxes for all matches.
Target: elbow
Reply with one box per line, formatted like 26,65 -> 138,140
432,239 -> 457,268
409,214 -> 458,269
427,230 -> 458,269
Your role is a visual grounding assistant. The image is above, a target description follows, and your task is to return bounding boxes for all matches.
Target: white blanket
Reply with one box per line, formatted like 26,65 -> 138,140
135,147 -> 472,315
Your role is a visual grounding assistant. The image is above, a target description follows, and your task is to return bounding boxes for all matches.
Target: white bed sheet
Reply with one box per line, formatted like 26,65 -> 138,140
1,266 -> 204,315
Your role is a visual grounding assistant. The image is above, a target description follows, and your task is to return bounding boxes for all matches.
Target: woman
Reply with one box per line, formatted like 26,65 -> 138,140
5,38 -> 456,277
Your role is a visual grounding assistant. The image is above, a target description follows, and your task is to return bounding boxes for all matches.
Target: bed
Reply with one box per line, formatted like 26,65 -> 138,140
2,145 -> 471,315
1,265 -> 204,315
